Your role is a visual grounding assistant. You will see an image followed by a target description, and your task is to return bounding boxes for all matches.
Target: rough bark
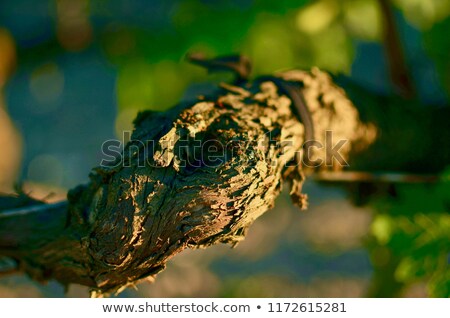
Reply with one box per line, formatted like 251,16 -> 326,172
0,69 -> 371,296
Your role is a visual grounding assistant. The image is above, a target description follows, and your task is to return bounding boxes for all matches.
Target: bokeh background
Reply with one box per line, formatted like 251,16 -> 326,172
0,0 -> 449,297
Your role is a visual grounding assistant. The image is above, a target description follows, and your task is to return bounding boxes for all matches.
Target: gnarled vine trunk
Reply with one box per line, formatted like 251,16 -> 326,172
0,69 -> 371,296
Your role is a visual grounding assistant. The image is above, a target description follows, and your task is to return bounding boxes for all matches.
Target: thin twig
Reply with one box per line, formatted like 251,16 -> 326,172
378,0 -> 415,98
313,171 -> 439,183
0,201 -> 68,219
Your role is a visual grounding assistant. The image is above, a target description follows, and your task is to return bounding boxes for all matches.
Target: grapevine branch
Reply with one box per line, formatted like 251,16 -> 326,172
0,67 -> 372,296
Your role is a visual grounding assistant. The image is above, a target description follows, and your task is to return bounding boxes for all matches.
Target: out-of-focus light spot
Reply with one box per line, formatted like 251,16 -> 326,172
29,63 -> 64,112
393,0 -> 450,29
296,0 -> 339,34
0,106 -> 22,192
27,154 -> 64,186
114,108 -> 138,139
343,0 -> 382,41
244,17 -> 294,74
0,28 -> 16,88
56,0 -> 93,51
152,60 -> 187,109
395,258 -> 415,281
310,25 -> 352,73
21,181 -> 67,202
371,215 -> 394,245
116,59 -> 187,112
116,60 -> 155,111
0,29 -> 20,192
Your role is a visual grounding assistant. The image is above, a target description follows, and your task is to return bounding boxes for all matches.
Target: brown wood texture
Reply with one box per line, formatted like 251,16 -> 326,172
0,69 -> 371,296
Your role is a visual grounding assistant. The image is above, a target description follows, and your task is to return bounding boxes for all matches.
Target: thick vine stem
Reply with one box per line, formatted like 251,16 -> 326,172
0,69 -> 372,296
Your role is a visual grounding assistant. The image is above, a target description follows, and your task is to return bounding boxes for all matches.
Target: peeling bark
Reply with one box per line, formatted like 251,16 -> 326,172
0,69 -> 371,296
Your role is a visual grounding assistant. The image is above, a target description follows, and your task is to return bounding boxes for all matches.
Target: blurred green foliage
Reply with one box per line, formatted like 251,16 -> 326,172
104,0 -> 450,132
369,171 -> 450,297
